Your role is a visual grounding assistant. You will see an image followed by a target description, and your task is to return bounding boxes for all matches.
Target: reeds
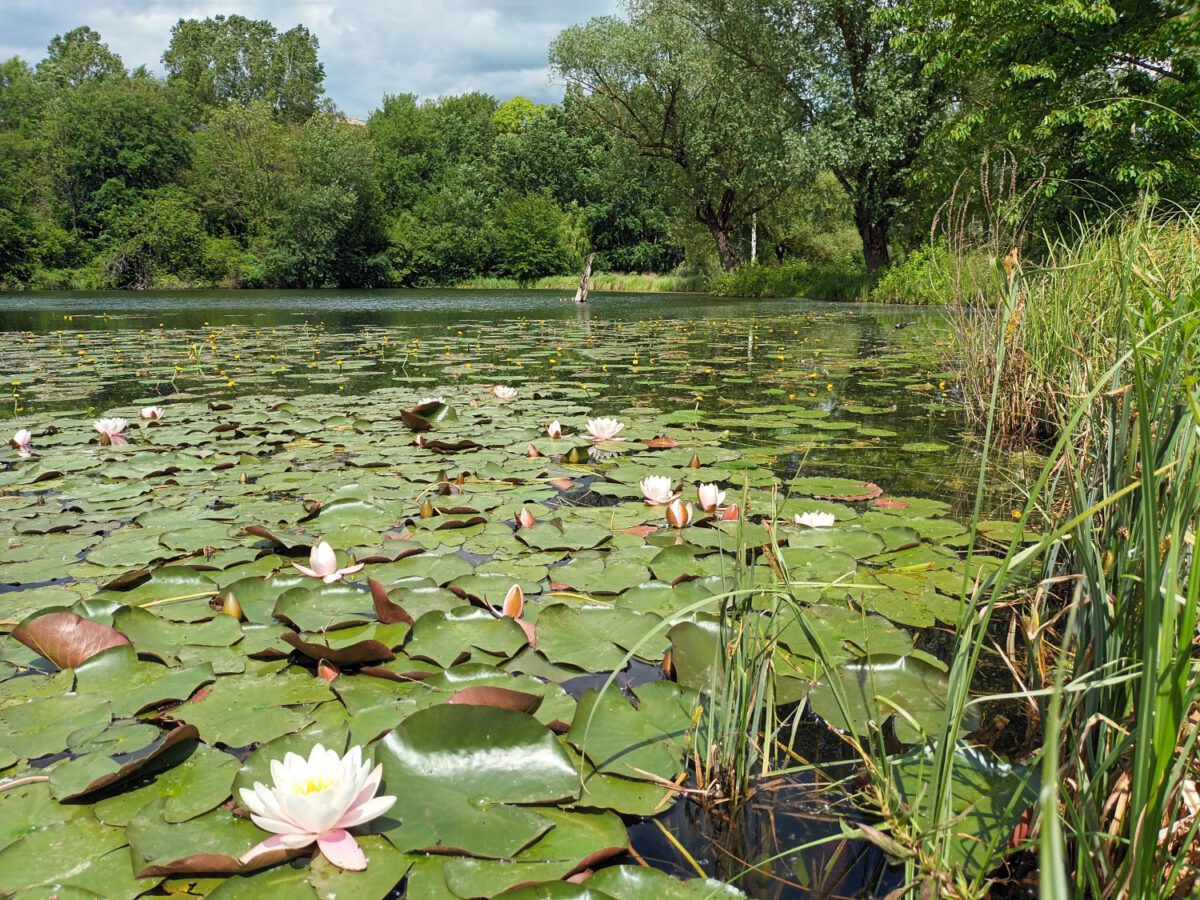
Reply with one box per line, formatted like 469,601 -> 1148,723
453,271 -> 708,293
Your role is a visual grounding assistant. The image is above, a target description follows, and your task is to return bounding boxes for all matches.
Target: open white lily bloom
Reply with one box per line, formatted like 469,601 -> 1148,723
697,483 -> 725,512
491,385 -> 518,401
93,417 -> 129,446
139,406 -> 165,421
795,511 -> 836,528
239,744 -> 396,871
293,541 -> 364,583
585,417 -> 625,442
640,475 -> 676,505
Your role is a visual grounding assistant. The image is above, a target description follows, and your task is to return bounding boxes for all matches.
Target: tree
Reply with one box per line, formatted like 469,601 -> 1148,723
188,100 -> 297,238
652,0 -> 947,275
902,0 -> 1200,218
265,116 -> 390,287
37,27 -> 124,89
163,15 -> 325,122
494,193 -> 578,285
42,77 -> 190,235
551,7 -> 807,270
492,96 -> 550,134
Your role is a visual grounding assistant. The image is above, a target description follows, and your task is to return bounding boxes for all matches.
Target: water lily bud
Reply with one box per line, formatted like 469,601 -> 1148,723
317,659 -> 341,682
221,593 -> 243,621
456,472 -> 466,486
666,499 -> 694,528
436,469 -> 449,484
566,447 -> 585,464
721,504 -> 740,521
526,443 -> 540,458
516,507 -> 536,529
414,435 -> 426,447
546,420 -> 562,439
687,454 -> 702,469
502,584 -> 524,618
419,499 -> 436,518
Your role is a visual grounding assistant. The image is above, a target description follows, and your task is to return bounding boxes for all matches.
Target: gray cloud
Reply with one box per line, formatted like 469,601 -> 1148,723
0,0 -> 620,116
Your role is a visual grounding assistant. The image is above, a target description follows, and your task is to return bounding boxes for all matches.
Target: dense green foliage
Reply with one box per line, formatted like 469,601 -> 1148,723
0,3 -> 1197,293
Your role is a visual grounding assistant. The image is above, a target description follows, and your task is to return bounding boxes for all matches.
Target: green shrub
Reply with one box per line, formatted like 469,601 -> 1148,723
870,242 -> 992,305
710,259 -> 870,301
493,192 -> 579,286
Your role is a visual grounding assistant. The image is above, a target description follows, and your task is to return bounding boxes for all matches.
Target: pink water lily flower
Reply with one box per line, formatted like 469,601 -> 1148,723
93,417 -> 128,446
697,483 -> 725,512
10,429 -> 31,457
239,743 -> 396,871
546,420 -> 562,439
585,417 -> 625,442
640,475 -> 676,505
293,541 -> 364,583
139,406 -> 165,421
491,385 -> 518,401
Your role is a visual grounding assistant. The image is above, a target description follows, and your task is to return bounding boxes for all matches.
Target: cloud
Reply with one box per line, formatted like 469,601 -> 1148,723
0,0 -> 620,117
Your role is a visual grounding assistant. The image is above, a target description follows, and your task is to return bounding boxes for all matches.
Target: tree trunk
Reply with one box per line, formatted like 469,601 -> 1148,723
855,205 -> 891,276
708,223 -> 742,271
573,253 -> 595,303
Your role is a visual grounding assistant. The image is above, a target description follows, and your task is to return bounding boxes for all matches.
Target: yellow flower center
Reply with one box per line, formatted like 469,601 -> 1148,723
295,775 -> 336,795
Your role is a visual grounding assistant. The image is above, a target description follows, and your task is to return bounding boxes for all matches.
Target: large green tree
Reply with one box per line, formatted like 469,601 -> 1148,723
648,0 -> 946,274
37,27 -> 124,89
551,6 -> 807,270
42,75 -> 190,236
163,15 -> 326,122
903,0 -> 1200,216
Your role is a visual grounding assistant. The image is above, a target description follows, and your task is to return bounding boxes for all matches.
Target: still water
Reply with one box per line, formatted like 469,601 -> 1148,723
0,288 -> 1003,514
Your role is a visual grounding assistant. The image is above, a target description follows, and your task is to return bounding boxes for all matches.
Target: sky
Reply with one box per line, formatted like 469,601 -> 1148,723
0,0 -> 621,117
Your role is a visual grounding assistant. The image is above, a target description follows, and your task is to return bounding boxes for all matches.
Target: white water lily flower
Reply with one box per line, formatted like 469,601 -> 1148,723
239,743 -> 396,871
795,511 -> 836,528
697,483 -> 725,512
640,475 -> 676,505
585,417 -> 625,442
139,406 -> 165,421
10,428 -> 31,457
93,417 -> 129,446
491,385 -> 518,401
546,420 -> 562,439
293,541 -> 364,583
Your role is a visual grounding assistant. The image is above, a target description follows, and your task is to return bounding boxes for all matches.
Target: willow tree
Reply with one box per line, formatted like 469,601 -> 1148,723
651,0 -> 945,274
551,8 -> 806,270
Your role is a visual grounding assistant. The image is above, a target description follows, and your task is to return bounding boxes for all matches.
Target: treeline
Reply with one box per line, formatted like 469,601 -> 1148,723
0,18 -> 684,290
1,3 -> 1197,293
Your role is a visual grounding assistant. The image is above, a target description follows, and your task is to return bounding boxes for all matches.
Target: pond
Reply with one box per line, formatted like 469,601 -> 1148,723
0,290 -> 1037,898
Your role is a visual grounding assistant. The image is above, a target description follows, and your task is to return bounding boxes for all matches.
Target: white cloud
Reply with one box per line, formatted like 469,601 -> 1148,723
0,0 -> 620,116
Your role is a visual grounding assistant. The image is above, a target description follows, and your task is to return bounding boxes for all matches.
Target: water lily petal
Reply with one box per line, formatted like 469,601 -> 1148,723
336,793 -> 396,829
239,832 -> 315,866
317,829 -> 367,871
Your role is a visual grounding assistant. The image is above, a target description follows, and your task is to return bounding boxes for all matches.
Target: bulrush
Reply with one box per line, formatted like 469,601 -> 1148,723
238,744 -> 396,871
292,541 -> 364,583
491,385 -> 518,401
502,584 -> 524,618
666,498 -> 695,528
640,475 -> 676,505
795,511 -> 836,528
516,507 -> 536,529
10,428 -> 31,458
585,417 -> 625,442
139,406 -> 165,421
546,420 -> 562,439
93,417 -> 129,446
697,483 -> 725,512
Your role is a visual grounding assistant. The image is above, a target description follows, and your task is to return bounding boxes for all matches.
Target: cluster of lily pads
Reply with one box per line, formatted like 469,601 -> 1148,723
0,375 -> 1042,897
1,307 -> 1000,508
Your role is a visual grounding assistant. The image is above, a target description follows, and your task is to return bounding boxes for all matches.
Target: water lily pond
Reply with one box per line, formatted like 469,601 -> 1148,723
0,291 -> 1038,898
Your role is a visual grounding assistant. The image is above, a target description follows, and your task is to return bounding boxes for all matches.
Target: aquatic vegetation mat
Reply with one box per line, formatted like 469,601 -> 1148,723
0,373 -> 1039,898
